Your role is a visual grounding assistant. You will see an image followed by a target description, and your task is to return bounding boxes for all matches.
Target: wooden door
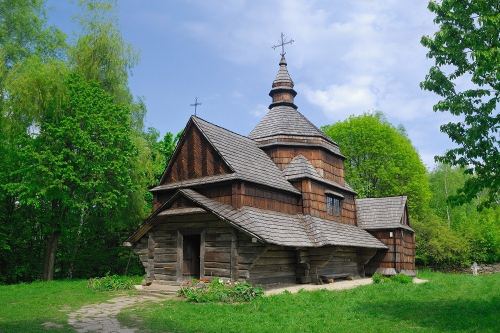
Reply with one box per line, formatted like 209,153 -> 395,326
183,234 -> 201,278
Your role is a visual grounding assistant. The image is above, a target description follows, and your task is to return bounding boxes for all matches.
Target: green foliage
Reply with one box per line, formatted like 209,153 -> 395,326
413,212 -> 471,267
422,164 -> 500,266
371,273 -> 387,284
390,274 -> 413,284
0,0 -> 66,69
372,273 -> 412,284
322,113 -> 430,219
0,0 -> 155,283
87,274 -> 140,291
421,0 -> 499,207
70,0 -> 138,104
120,272 -> 500,333
142,128 -> 182,185
178,278 -> 264,303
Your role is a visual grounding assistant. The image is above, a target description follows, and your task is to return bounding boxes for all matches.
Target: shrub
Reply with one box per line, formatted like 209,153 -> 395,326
87,274 -> 139,291
178,278 -> 264,303
372,273 -> 389,284
391,274 -> 413,284
372,273 -> 413,284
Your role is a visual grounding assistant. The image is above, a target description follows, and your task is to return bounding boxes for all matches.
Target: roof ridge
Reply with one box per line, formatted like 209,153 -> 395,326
192,115 -> 254,143
356,195 -> 408,200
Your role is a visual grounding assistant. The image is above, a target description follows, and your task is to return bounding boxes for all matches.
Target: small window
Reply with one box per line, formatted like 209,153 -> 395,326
326,194 -> 342,216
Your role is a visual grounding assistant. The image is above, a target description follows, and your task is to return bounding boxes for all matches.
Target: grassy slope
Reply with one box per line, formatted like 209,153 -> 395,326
0,279 -> 137,333
119,272 -> 500,333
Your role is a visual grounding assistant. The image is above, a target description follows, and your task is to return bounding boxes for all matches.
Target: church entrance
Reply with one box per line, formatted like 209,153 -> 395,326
182,234 -> 201,278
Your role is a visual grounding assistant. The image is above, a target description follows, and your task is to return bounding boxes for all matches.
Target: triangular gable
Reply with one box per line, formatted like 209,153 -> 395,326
160,118 -> 233,185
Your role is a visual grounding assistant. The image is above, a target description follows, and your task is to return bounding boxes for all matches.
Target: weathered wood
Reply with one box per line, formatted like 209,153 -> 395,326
200,229 -> 206,278
162,122 -> 231,184
231,229 -> 238,281
176,230 -> 182,282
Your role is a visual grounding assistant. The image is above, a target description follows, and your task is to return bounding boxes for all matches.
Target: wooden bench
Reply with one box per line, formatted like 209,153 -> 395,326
319,273 -> 353,284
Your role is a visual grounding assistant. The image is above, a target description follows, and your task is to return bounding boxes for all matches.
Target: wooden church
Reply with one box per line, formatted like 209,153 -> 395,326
125,53 -> 416,285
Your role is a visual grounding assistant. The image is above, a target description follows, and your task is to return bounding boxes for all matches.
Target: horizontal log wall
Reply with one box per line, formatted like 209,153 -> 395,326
239,182 -> 302,214
198,184 -> 233,206
133,213 -> 236,282
308,247 -> 362,281
248,245 -> 297,285
263,146 -> 345,185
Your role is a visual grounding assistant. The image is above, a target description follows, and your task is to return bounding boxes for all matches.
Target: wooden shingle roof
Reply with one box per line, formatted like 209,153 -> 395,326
188,116 -> 300,194
355,196 -> 413,231
249,106 -> 338,146
136,189 -> 385,249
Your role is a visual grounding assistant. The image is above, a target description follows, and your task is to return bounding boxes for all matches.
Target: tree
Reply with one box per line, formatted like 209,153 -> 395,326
0,0 -> 156,282
70,0 -> 137,104
421,0 -> 499,207
143,128 -> 182,186
0,0 -> 67,282
322,113 -> 430,219
5,72 -> 138,280
429,164 -> 500,263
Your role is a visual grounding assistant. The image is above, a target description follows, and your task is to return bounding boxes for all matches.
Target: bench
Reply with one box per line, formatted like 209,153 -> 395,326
319,273 -> 353,284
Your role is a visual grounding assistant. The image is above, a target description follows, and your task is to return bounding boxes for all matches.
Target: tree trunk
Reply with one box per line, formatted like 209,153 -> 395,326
43,231 -> 61,281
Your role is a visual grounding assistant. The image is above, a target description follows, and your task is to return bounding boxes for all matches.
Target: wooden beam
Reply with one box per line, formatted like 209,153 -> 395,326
231,230 -> 238,281
176,230 -> 183,282
200,229 -> 206,279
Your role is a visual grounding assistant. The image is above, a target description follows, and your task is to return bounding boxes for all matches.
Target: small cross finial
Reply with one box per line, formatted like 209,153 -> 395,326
190,97 -> 202,116
272,32 -> 294,56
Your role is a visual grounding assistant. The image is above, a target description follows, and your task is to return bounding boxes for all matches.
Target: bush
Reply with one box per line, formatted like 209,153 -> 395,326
372,273 -> 389,284
178,278 -> 264,303
87,274 -> 139,291
372,273 -> 413,284
391,274 -> 413,284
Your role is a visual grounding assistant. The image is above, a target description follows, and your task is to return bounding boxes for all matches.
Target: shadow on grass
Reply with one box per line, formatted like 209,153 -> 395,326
357,297 -> 500,332
0,320 -> 70,333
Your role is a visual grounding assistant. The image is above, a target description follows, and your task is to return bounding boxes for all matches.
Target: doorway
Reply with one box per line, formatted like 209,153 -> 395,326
182,234 -> 201,278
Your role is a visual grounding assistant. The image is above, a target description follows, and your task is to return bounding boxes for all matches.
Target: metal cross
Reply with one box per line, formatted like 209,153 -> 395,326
272,32 -> 294,56
190,97 -> 202,116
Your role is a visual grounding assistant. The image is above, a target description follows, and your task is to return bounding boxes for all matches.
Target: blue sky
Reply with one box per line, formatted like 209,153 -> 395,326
46,0 -> 458,169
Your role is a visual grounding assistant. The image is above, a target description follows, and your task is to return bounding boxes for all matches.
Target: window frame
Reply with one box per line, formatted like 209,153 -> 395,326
326,193 -> 342,216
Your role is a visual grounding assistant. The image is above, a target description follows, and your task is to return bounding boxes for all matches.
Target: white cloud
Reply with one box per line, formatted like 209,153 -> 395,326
302,76 -> 376,119
178,0 -> 453,162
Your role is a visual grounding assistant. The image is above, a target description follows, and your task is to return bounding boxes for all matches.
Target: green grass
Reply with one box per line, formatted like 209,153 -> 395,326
0,277 -> 141,333
119,272 -> 500,333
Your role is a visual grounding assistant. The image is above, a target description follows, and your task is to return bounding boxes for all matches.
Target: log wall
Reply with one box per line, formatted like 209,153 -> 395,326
133,215 -> 378,284
133,213 -> 237,282
308,247 -> 362,281
365,229 -> 415,275
262,146 -> 345,185
248,245 -> 297,285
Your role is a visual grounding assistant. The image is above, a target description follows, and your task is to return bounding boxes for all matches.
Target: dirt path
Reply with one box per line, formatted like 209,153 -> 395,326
265,277 -> 428,295
67,294 -> 166,333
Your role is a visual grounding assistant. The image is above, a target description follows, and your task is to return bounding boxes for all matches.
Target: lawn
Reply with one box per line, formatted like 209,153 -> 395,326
119,271 -> 500,333
0,277 -> 140,333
